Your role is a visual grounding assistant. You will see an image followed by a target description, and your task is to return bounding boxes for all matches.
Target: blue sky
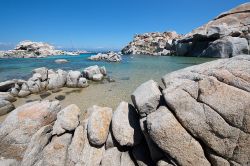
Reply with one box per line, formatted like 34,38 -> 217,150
0,0 -> 248,51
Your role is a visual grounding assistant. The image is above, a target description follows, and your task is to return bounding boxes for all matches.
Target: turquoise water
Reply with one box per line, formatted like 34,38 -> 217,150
0,54 -> 215,82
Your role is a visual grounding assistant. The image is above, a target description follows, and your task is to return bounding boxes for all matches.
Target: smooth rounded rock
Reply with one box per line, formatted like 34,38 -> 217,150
131,80 -> 161,117
87,105 -> 112,146
52,104 -> 80,135
112,101 -> 143,146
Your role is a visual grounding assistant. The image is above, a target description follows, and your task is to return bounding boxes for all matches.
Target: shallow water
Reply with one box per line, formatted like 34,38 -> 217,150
1,54 -> 216,115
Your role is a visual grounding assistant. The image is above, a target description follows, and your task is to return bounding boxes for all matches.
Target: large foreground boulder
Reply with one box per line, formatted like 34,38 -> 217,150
112,101 -> 143,146
87,105 -> 112,146
0,100 -> 61,160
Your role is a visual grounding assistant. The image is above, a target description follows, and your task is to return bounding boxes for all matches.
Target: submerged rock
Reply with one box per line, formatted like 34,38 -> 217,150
54,59 -> 69,64
55,95 -> 66,101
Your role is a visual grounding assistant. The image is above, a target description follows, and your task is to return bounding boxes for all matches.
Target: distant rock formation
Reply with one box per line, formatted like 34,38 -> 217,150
88,52 -> 122,62
122,31 -> 182,56
0,41 -> 79,58
175,2 -> 250,57
122,3 -> 250,58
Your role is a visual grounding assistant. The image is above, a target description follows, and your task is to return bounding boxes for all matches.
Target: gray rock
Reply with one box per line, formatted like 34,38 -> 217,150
35,133 -> 72,166
10,88 -> 19,97
83,65 -> 101,80
121,151 -> 136,166
78,77 -> 88,88
55,59 -> 69,64
66,70 -> 81,87
0,41 -> 71,58
208,154 -> 230,166
100,66 -> 107,75
89,52 -> 122,62
100,147 -> 121,166
92,73 -> 104,81
47,69 -> 67,90
52,104 -> 80,135
147,106 -> 210,166
18,90 -> 30,97
0,158 -> 19,166
139,117 -> 164,162
67,125 -> 85,166
131,80 -> 161,117
0,92 -> 16,102
176,3 -> 250,57
105,131 -> 117,150
32,67 -> 48,81
0,100 -> 15,116
202,36 -> 249,58
26,79 -> 42,93
0,80 -> 16,92
0,100 -> 61,159
79,120 -> 105,166
161,56 -> 250,165
122,31 -> 182,55
157,159 -> 174,166
112,101 -> 143,146
21,125 -> 53,166
87,105 -> 112,146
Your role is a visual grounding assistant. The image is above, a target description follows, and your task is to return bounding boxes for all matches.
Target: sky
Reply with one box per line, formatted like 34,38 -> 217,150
0,0 -> 248,51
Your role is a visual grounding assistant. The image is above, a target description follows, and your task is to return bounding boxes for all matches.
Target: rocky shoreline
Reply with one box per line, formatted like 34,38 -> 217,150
0,65 -> 107,116
0,55 -> 249,165
122,3 -> 250,58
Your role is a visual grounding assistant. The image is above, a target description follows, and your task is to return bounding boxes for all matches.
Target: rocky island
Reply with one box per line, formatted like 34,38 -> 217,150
88,52 -> 122,62
122,3 -> 250,58
122,31 -> 182,56
0,41 -> 80,58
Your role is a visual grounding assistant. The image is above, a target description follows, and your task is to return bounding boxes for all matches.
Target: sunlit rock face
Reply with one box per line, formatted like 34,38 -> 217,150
122,31 -> 182,56
175,2 -> 250,57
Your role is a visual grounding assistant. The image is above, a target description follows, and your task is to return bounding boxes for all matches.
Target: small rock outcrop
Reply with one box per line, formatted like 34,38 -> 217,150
122,31 -> 182,56
83,65 -> 107,81
0,65 -> 108,115
89,52 -> 122,62
175,3 -> 250,57
0,41 -> 78,58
